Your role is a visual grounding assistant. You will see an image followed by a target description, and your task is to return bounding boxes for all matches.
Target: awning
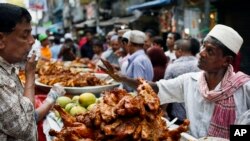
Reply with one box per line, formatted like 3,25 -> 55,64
99,10 -> 142,27
127,0 -> 174,13
74,19 -> 96,28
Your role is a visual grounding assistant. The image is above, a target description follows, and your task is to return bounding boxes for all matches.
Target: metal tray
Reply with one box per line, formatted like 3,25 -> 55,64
35,73 -> 120,95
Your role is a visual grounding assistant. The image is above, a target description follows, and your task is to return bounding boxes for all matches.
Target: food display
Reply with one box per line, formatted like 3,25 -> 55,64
39,72 -> 107,87
49,79 -> 190,141
35,59 -> 120,94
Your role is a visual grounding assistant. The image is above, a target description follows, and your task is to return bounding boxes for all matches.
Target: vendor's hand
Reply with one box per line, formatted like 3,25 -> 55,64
45,83 -> 66,104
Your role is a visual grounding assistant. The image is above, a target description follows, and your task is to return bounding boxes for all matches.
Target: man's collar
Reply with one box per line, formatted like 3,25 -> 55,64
128,49 -> 144,62
0,56 -> 17,75
191,71 -> 203,81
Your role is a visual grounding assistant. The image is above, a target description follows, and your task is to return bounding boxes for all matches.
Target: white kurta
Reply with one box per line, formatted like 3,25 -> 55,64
156,72 -> 250,138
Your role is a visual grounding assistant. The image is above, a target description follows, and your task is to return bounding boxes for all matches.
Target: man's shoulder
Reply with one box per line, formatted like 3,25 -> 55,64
178,71 -> 202,80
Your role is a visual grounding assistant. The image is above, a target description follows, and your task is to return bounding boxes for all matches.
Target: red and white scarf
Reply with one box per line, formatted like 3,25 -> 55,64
198,65 -> 250,139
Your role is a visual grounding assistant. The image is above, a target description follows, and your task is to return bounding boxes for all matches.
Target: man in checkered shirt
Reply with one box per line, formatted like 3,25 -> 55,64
0,3 -> 65,141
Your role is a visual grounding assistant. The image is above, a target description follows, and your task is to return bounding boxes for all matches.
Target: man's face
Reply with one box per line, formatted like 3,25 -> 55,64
111,40 -> 120,52
144,34 -> 152,50
198,37 -> 227,72
174,44 -> 182,59
86,32 -> 93,41
0,20 -> 34,63
166,33 -> 175,49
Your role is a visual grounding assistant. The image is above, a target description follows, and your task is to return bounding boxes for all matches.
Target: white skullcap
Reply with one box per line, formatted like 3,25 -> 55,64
60,38 -> 65,43
64,33 -> 73,40
207,24 -> 243,54
110,35 -> 118,42
129,30 -> 146,44
107,31 -> 116,37
118,29 -> 131,37
122,31 -> 131,40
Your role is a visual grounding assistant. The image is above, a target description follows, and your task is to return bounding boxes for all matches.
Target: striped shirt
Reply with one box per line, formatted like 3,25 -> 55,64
0,56 -> 37,141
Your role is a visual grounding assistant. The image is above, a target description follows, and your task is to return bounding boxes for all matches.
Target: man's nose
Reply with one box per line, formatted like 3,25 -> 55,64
199,47 -> 206,57
29,35 -> 35,45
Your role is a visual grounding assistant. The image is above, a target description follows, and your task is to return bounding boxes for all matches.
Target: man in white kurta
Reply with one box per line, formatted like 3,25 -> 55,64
157,72 -> 250,138
100,24 -> 250,139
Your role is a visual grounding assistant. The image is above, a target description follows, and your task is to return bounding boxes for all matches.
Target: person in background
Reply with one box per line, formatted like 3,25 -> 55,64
50,37 -> 62,60
152,36 -> 165,50
58,38 -> 76,61
91,38 -> 104,64
116,29 -> 131,65
80,30 -> 94,59
100,24 -> 250,139
144,29 -> 155,51
119,30 -> 131,75
101,30 -> 116,59
0,3 -> 65,141
102,35 -> 121,69
122,30 -> 154,92
165,32 -> 181,62
163,38 -> 200,125
38,33 -> 52,61
147,46 -> 169,82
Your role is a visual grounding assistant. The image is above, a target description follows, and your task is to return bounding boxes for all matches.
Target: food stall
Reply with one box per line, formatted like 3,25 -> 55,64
20,59 -> 227,141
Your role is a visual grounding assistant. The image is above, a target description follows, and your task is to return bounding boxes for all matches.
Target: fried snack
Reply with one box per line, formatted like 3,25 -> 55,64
49,79 -> 190,141
36,60 -> 104,87
39,72 -> 107,87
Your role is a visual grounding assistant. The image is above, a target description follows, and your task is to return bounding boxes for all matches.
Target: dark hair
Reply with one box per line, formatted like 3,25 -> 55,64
210,36 -> 236,58
153,36 -> 164,47
0,3 -> 31,33
65,38 -> 73,43
145,29 -> 156,38
170,32 -> 181,41
121,38 -> 129,44
190,38 -> 200,56
92,39 -> 103,48
54,37 -> 61,44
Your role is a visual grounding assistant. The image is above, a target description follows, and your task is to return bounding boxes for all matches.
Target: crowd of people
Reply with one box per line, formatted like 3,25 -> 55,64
1,3 -> 250,141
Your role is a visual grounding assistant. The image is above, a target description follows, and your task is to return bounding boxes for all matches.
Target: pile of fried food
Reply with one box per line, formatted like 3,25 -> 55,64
49,79 -> 189,141
37,60 -> 106,87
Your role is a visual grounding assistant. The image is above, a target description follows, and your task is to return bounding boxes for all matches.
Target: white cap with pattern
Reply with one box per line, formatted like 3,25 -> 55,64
122,31 -> 131,40
129,30 -> 146,44
207,24 -> 243,54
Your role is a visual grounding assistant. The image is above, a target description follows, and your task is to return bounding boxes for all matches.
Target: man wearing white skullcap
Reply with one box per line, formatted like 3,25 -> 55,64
207,24 -> 243,54
119,30 -> 131,75
119,30 -> 153,92
101,25 -> 250,139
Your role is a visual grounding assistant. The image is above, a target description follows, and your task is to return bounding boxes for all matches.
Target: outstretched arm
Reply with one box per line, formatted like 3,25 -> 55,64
98,58 -> 159,92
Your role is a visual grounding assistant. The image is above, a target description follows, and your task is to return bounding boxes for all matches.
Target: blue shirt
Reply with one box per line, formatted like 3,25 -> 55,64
124,50 -> 153,91
50,44 -> 62,59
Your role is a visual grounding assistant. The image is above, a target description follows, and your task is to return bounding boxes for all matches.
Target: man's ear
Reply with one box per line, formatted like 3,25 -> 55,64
223,56 -> 234,67
0,33 -> 6,49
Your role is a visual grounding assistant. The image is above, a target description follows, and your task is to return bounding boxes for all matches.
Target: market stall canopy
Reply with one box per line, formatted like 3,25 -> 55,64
74,19 -> 96,28
99,10 -> 142,27
127,0 -> 175,13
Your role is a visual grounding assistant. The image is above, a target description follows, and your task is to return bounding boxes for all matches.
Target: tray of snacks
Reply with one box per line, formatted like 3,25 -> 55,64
35,73 -> 120,95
